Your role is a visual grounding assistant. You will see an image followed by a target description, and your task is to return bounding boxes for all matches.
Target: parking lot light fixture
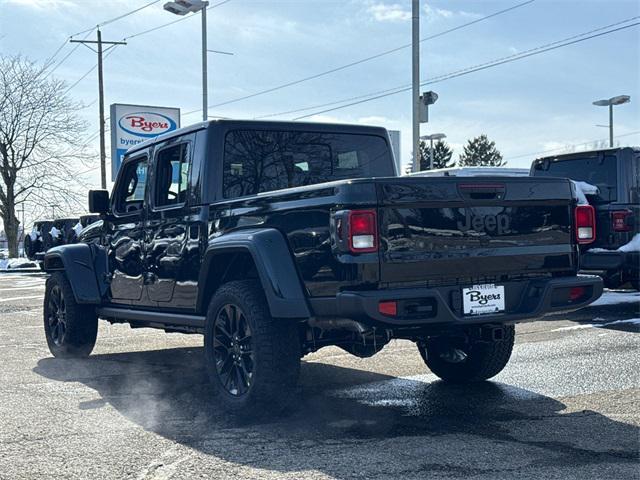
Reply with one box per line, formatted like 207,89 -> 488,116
420,133 -> 447,170
592,95 -> 631,147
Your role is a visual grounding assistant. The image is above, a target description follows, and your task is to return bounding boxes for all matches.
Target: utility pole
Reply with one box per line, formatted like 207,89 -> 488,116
71,30 -> 126,189
411,0 -> 420,173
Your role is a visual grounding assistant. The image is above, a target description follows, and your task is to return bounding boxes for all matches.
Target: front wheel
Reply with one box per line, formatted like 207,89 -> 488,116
204,280 -> 300,415
418,325 -> 515,383
43,272 -> 98,358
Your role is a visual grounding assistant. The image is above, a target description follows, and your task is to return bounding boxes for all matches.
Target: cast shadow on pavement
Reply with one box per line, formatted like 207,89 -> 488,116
34,347 -> 639,478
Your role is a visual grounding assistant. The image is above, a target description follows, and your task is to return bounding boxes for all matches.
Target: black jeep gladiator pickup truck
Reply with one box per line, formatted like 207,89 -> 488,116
43,120 -> 602,414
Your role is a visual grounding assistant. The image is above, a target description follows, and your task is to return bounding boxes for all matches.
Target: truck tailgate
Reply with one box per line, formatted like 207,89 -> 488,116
377,177 -> 577,285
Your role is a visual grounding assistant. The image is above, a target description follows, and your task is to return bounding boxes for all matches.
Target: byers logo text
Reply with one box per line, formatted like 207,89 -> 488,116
118,111 -> 177,142
465,289 -> 502,305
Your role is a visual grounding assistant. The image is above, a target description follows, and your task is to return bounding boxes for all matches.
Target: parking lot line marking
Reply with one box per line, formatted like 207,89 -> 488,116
1,286 -> 45,291
0,295 -> 42,303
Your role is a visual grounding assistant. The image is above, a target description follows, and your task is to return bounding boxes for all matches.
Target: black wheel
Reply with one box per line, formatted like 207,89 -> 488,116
418,325 -> 515,383
204,280 -> 300,415
43,272 -> 98,358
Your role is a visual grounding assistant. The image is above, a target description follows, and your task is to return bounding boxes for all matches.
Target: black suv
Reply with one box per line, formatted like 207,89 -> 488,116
43,120 -> 602,414
531,147 -> 639,289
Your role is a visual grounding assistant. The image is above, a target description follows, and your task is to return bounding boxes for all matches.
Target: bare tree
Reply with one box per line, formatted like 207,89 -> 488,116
0,55 -> 88,257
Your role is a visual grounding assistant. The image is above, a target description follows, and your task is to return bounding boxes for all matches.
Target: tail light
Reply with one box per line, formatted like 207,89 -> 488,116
348,209 -> 378,253
378,301 -> 397,316
569,286 -> 586,302
611,210 -> 632,232
575,205 -> 596,244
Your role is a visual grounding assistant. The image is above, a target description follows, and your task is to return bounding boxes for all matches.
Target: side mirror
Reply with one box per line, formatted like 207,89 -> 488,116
88,190 -> 109,214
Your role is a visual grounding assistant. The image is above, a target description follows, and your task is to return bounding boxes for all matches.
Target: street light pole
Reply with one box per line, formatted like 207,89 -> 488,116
593,95 -> 631,148
201,2 -> 208,121
429,137 -> 435,170
608,103 -> 613,147
411,0 -> 420,173
164,0 -> 211,121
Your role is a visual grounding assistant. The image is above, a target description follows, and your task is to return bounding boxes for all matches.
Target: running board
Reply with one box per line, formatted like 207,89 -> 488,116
97,307 -> 205,328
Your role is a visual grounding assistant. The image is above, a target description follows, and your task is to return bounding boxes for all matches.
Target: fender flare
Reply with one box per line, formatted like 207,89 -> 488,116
44,243 -> 109,304
198,228 -> 311,319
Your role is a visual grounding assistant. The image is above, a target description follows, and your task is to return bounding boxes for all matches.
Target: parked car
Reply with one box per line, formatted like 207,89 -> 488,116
24,216 -> 100,264
531,147 -> 639,290
43,120 -> 602,415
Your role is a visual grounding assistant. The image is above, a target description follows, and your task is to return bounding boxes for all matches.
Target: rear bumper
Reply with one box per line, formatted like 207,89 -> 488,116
310,275 -> 603,327
580,250 -> 639,273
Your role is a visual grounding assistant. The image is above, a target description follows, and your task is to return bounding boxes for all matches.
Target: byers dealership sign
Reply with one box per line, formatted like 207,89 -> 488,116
110,104 -> 180,180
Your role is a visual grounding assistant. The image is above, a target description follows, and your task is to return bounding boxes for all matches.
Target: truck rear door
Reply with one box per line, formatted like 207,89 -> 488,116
377,177 -> 577,285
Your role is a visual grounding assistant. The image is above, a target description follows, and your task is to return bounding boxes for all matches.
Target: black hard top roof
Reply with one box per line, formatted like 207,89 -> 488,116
126,119 -> 390,156
534,146 -> 639,163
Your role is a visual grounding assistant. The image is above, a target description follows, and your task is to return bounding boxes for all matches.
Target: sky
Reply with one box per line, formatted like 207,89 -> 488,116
0,0 -> 639,202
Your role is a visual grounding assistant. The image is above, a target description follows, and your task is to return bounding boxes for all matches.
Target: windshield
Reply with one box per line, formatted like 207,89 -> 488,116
533,154 -> 617,202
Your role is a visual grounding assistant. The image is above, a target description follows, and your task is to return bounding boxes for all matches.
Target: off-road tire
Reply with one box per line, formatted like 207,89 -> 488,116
43,272 -> 98,358
204,280 -> 301,415
418,325 -> 515,383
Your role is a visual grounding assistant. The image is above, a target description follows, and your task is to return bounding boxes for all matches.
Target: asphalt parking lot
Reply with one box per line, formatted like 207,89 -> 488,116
0,272 -> 638,480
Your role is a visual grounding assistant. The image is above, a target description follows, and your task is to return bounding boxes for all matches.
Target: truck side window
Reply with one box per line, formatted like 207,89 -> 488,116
114,156 -> 147,215
155,143 -> 190,208
222,129 -> 393,199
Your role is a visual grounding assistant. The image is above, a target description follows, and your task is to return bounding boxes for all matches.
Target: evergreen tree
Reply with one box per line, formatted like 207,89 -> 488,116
458,134 -> 506,167
419,140 -> 455,170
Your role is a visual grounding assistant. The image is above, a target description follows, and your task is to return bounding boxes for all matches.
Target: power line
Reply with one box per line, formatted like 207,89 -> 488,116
63,45 -> 120,95
43,30 -> 95,79
70,0 -> 162,37
182,0 -> 536,116
41,37 -> 71,70
123,0 -> 233,41
286,18 -> 640,121
98,0 -> 161,28
42,0 -> 160,75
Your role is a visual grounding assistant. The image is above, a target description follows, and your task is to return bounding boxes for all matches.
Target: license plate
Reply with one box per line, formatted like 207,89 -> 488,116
462,284 -> 505,316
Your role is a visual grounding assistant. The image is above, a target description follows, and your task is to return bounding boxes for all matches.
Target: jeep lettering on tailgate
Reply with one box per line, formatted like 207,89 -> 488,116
457,210 -> 511,235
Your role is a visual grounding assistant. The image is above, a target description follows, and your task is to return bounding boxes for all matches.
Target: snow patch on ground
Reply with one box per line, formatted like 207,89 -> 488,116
590,290 -> 640,307
0,258 -> 38,270
552,317 -> 640,332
